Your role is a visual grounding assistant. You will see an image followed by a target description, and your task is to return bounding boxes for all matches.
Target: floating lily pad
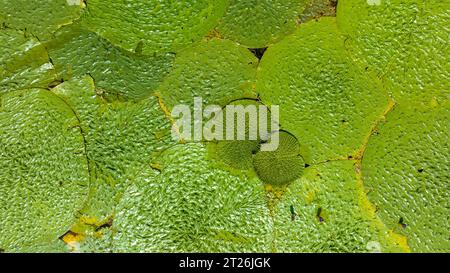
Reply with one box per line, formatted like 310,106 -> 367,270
157,38 -> 258,110
272,160 -> 408,252
362,103 -> 450,252
337,0 -> 449,103
256,17 -> 389,163
82,0 -> 229,54
51,76 -> 174,221
0,29 -> 56,95
209,99 -> 272,170
216,0 -> 309,48
253,131 -> 305,185
0,0 -> 84,40
47,26 -> 175,100
113,143 -> 271,252
0,88 -> 89,251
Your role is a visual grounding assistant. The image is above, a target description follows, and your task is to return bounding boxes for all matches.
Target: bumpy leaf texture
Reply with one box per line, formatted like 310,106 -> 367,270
0,0 -> 448,253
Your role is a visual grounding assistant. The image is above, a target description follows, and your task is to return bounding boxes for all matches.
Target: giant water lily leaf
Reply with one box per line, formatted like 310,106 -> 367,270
272,160 -> 409,252
18,239 -> 68,253
253,131 -> 305,186
0,29 -> 56,94
300,0 -> 338,22
216,0 -> 309,48
0,0 -> 84,41
106,145 -> 412,253
113,143 -> 272,252
256,17 -> 389,163
337,0 -> 450,103
157,38 -> 258,110
51,76 -> 175,221
47,26 -> 175,101
78,228 -> 114,253
208,99 -> 270,171
362,103 -> 449,252
0,1 -> 448,253
82,0 -> 229,54
0,88 -> 89,252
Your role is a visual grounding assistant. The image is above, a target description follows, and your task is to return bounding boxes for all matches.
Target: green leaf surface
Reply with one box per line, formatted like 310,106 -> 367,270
157,38 -> 258,110
362,103 -> 450,252
0,1 -> 448,253
272,160 -> 407,252
79,228 -> 114,253
0,88 -> 89,252
256,17 -> 389,163
47,26 -> 175,101
300,0 -> 338,22
113,143 -> 271,252
208,99 -> 268,171
253,131 -> 305,185
51,76 -> 175,221
0,0 -> 84,40
0,29 -> 56,94
82,0 -> 229,54
216,0 -> 309,48
337,0 -> 450,103
18,239 -> 68,253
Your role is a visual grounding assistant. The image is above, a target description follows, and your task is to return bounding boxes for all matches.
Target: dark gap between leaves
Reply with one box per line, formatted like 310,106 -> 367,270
248,47 -> 268,60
